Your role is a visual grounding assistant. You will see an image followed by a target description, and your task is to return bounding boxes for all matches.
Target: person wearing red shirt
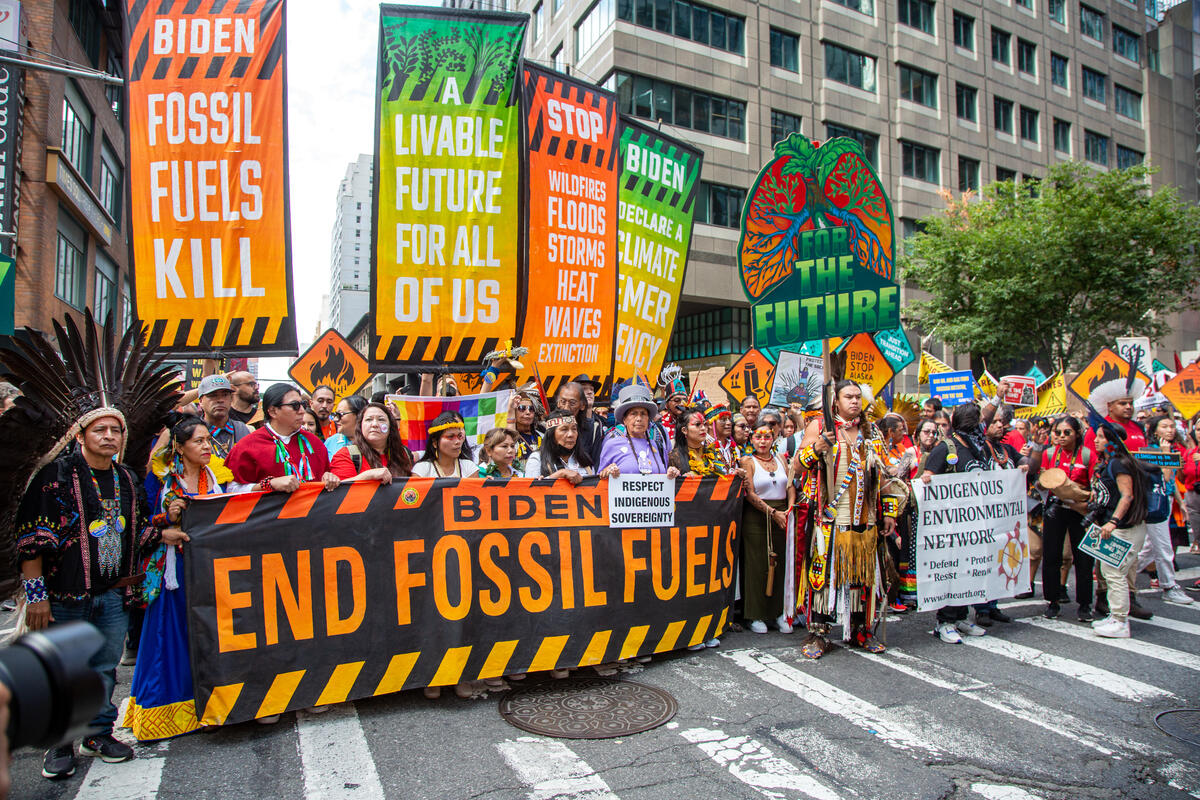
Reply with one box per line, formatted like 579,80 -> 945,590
1039,416 -> 1096,621
1182,433 -> 1200,556
227,384 -> 339,494
329,402 -> 414,482
1083,396 -> 1147,452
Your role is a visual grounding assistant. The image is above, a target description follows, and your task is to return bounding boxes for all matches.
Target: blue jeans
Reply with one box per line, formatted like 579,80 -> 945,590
50,588 -> 129,735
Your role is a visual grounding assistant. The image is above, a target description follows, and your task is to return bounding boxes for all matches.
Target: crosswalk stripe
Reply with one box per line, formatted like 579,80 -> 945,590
73,741 -> 168,800
971,784 -> 1042,800
720,649 -> 944,757
959,635 -> 1177,701
1021,617 -> 1200,672
295,704 -> 385,800
857,648 -> 1123,757
1134,613 -> 1200,636
679,727 -> 844,800
495,736 -> 620,800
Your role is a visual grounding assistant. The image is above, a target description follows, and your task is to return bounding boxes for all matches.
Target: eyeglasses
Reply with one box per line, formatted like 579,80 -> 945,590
232,381 -> 258,389
514,404 -> 535,413
330,412 -> 345,421
278,401 -> 304,411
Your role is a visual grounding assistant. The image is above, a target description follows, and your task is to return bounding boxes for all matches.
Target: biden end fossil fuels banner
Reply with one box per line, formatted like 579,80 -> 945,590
125,0 -> 297,355
184,476 -> 741,725
371,6 -> 527,370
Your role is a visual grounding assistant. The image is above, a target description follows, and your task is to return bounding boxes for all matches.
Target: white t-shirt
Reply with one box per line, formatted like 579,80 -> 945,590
411,459 -> 476,478
524,451 -> 593,478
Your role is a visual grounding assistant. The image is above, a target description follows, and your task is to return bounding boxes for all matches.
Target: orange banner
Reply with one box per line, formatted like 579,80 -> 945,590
126,0 -> 296,355
517,65 -> 618,399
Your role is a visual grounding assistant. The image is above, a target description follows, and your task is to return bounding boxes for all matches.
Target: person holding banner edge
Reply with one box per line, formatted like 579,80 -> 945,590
412,412 -> 478,479
328,402 -> 414,482
597,384 -> 680,480
226,384 -> 340,496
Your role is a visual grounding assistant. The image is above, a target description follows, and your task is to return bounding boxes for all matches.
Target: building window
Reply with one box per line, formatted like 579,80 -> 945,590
769,28 -> 800,72
1080,4 -> 1104,43
958,156 -> 980,191
1114,85 -> 1141,121
122,279 -> 133,330
1048,0 -> 1064,23
695,182 -> 746,228
1019,106 -> 1039,142
94,252 -> 117,321
615,0 -> 745,54
899,64 -> 937,108
98,142 -> 122,228
552,43 -> 565,72
1017,38 -> 1037,75
105,53 -> 124,123
1015,0 -> 1032,8
829,0 -> 874,16
61,81 -> 93,178
991,27 -> 1011,65
55,211 -> 87,310
901,140 -> 939,184
68,0 -> 101,65
770,109 -> 802,144
897,0 -> 935,35
665,307 -> 751,362
824,43 -> 877,92
1050,52 -> 1068,88
1116,145 -> 1143,169
996,166 -> 1017,182
826,122 -> 879,166
533,2 -> 543,41
1053,118 -> 1071,153
955,83 -> 977,121
1113,25 -> 1140,62
900,218 -> 927,241
614,72 -> 746,140
1084,129 -> 1109,165
1081,66 -> 1106,103
994,97 -> 1013,134
953,12 -> 974,50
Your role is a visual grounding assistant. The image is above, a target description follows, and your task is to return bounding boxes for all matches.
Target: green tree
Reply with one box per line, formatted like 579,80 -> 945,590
900,162 -> 1200,370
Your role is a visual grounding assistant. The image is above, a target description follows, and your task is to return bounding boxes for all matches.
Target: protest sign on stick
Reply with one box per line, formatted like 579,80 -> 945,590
289,329 -> 371,403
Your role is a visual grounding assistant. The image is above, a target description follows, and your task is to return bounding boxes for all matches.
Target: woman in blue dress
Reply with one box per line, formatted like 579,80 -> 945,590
126,416 -> 226,740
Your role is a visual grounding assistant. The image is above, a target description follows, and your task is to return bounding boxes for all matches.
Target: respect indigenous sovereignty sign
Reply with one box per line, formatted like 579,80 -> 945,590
183,476 -> 741,725
518,65 -> 619,399
613,118 -> 703,386
739,134 -> 898,349
915,470 -> 1029,612
125,0 -> 298,355
371,7 -> 526,369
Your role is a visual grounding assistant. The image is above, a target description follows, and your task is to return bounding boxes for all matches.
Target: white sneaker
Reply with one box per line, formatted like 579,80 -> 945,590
1164,586 -> 1195,605
1094,617 -> 1131,638
936,623 -> 963,643
955,620 -> 987,637
776,615 -> 794,634
687,643 -> 705,651
704,637 -> 721,648
749,620 -> 768,634
1091,615 -> 1115,628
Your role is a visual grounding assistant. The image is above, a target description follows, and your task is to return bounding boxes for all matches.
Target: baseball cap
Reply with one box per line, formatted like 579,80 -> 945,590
198,374 -> 234,396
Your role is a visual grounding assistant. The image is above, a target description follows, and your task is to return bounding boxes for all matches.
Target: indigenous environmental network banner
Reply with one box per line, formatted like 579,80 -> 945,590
519,64 -> 619,398
915,469 -> 1029,612
125,0 -> 297,355
184,476 -> 741,726
614,117 -> 702,385
372,7 -> 526,370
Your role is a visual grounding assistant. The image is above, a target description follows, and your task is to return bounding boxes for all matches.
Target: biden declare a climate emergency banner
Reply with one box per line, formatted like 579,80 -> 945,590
184,476 -> 740,725
125,0 -> 297,355
519,65 -> 618,399
371,6 -> 526,370
915,469 -> 1030,612
614,118 -> 702,385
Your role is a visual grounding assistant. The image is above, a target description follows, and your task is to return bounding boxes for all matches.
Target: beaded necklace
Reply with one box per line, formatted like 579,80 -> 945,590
87,467 -> 125,579
270,428 -> 314,481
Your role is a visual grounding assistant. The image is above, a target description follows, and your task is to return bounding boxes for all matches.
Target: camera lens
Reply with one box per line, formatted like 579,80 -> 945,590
0,621 -> 105,750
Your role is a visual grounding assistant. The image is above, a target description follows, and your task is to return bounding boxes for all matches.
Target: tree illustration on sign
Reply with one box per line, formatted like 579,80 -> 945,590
739,134 -> 893,301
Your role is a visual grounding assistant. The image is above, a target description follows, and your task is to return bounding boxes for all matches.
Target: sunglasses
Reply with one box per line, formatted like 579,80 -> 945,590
278,401 -> 304,411
514,404 -> 536,413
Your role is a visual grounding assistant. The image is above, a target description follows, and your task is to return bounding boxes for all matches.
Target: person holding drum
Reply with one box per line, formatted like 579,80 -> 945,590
1038,415 -> 1096,621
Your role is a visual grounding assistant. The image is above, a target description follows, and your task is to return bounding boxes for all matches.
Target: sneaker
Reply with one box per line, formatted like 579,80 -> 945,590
987,609 -> 1013,623
687,643 -> 706,651
1044,603 -> 1061,619
42,744 -> 76,779
749,620 -> 768,634
1150,578 -> 1160,589
1014,590 -> 1035,600
1077,607 -> 1095,623
935,623 -> 963,644
1094,617 -> 1131,638
704,637 -> 720,648
79,733 -> 134,764
1164,586 -> 1195,605
119,646 -> 137,667
1091,615 -> 1115,628
306,705 -> 331,714
1129,601 -> 1154,621
887,602 -> 908,613
775,614 -> 794,634
955,620 -> 987,637
1058,590 -> 1072,604
973,613 -> 994,628
421,687 -> 441,700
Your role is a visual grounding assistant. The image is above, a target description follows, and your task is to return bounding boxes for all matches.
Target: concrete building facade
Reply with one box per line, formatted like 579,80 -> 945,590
327,153 -> 373,335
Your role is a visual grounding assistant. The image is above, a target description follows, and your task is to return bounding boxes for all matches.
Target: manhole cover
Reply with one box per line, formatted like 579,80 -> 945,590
1155,710 -> 1200,747
498,677 -> 677,739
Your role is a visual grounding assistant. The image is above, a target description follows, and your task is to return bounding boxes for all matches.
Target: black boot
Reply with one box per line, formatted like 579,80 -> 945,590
1128,592 -> 1153,620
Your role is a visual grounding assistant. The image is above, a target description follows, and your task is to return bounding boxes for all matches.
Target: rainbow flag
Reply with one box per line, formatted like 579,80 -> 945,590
384,390 -> 514,457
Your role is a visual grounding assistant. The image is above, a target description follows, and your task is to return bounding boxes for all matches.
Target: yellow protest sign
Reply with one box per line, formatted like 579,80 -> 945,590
918,350 -> 953,385
1015,372 -> 1067,419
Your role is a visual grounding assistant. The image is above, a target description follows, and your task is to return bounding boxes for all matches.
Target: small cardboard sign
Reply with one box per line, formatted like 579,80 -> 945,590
1116,337 -> 1154,381
288,328 -> 372,402
1161,363 -> 1200,420
929,370 -> 975,405
1079,526 -> 1134,570
1001,375 -> 1038,407
1134,449 -> 1182,468
720,348 -> 776,407
608,474 -> 675,528
769,351 -> 823,407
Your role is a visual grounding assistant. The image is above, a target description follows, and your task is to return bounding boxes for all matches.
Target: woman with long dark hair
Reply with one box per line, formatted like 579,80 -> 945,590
329,402 -> 413,481
1135,414 -> 1193,605
1040,415 -> 1096,620
412,411 -> 476,478
526,409 -> 611,481
670,406 -> 727,476
1088,421 -> 1149,638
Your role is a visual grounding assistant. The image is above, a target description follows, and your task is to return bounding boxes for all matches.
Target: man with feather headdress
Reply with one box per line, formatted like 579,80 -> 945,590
1,312 -> 182,779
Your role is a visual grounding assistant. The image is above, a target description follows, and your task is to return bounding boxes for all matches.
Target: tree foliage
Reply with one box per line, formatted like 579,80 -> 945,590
900,163 -> 1200,370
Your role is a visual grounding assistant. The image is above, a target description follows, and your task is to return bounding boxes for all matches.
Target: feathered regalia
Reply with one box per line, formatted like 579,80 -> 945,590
0,311 -> 182,597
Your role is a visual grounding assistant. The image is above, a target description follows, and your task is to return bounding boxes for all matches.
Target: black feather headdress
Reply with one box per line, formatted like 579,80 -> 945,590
0,311 -> 182,596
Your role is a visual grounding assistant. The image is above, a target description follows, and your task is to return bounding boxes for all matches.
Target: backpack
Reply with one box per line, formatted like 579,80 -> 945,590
1045,445 -> 1093,472
1139,462 -> 1171,524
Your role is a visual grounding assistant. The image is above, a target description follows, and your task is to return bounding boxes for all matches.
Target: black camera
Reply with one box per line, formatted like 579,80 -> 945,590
0,622 -> 105,750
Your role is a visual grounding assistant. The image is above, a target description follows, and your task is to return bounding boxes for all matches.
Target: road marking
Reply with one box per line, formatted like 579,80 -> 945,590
1021,617 -> 1200,672
73,741 -> 168,800
720,649 -> 944,757
1134,613 -> 1200,636
971,784 -> 1042,800
960,635 -> 1177,701
680,727 -> 844,800
295,704 -> 385,800
495,736 -> 620,800
859,648 -> 1126,757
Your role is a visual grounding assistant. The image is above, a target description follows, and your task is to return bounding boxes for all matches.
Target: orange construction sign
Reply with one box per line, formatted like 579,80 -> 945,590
288,329 -> 371,402
720,348 -> 776,406
1068,347 -> 1151,404
839,333 -> 894,398
1161,363 -> 1200,420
